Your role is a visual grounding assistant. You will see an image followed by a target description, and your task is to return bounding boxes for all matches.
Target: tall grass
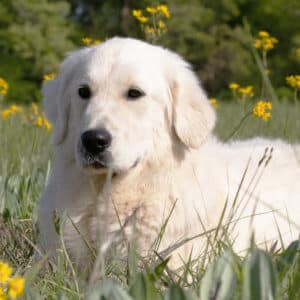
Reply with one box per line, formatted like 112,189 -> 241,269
0,99 -> 299,299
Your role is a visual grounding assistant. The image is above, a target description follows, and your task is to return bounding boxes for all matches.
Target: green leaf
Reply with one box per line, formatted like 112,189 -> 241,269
129,272 -> 162,300
164,285 -> 197,300
277,240 -> 300,277
242,249 -> 278,300
200,250 -> 237,300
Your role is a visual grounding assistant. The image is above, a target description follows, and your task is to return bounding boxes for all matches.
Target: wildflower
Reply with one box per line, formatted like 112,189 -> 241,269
146,6 -> 157,14
10,105 -> 22,113
0,261 -> 12,284
286,75 -> 300,89
253,39 -> 261,49
0,287 -> 6,300
1,105 -> 23,120
37,116 -> 44,127
82,37 -> 92,46
43,73 -> 56,82
158,20 -> 166,29
229,82 -> 239,90
132,9 -> 148,23
157,4 -> 170,18
253,31 -> 278,52
145,26 -> 155,35
8,277 -> 24,299
132,9 -> 143,18
44,118 -> 52,131
296,48 -> 300,58
31,103 -> 39,115
258,31 -> 270,38
209,98 -> 218,109
238,85 -> 254,97
0,78 -> 9,96
92,39 -> 101,45
253,100 -> 272,121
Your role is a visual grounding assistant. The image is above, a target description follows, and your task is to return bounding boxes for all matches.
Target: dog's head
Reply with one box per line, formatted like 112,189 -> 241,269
43,37 -> 216,174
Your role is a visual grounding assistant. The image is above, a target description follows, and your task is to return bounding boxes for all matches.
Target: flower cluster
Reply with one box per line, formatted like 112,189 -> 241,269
209,98 -> 218,109
132,4 -> 170,38
254,31 -> 278,52
253,100 -> 272,121
1,105 -> 23,120
1,103 -> 52,131
0,78 -> 9,97
0,260 -> 25,299
43,73 -> 56,83
286,75 -> 300,89
82,37 -> 101,46
229,82 -> 254,99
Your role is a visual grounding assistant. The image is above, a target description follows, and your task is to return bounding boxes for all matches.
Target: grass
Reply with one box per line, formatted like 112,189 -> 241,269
0,97 -> 299,299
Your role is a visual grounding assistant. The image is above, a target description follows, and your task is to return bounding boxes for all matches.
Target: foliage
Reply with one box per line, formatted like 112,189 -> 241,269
0,0 -> 77,103
0,0 -> 299,102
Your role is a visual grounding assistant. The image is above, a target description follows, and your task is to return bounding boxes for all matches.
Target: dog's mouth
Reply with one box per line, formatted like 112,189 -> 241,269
77,143 -> 111,170
77,143 -> 141,174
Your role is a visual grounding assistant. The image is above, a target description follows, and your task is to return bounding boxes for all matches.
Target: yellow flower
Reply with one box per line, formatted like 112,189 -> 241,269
132,10 -> 148,23
258,31 -> 270,38
158,20 -> 166,29
229,82 -> 239,90
36,116 -> 43,127
0,287 -> 6,300
157,4 -> 170,18
43,73 -> 56,82
92,39 -> 101,45
8,277 -> 24,299
296,48 -> 300,58
31,103 -> 39,115
138,16 -> 148,23
10,105 -> 22,113
132,9 -> 143,18
0,78 -> 9,96
0,261 -> 12,284
238,85 -> 254,97
253,100 -> 272,121
253,39 -> 262,49
254,31 -> 278,52
145,26 -> 155,35
146,7 -> 157,14
286,75 -> 300,89
82,37 -> 92,46
42,113 -> 52,131
209,98 -> 218,109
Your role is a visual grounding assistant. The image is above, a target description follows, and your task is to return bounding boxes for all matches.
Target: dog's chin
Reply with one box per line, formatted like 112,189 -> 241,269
77,152 -> 142,176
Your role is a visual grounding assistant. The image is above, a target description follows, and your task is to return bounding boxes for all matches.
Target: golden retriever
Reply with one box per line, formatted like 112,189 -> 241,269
38,37 -> 300,269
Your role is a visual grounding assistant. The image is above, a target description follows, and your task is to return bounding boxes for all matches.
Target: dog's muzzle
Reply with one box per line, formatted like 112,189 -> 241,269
80,128 -> 112,168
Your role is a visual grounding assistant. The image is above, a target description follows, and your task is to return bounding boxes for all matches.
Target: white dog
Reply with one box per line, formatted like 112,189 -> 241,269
38,37 -> 300,269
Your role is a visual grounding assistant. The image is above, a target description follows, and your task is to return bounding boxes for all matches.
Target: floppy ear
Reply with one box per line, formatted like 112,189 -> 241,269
43,76 -> 69,145
168,55 -> 216,148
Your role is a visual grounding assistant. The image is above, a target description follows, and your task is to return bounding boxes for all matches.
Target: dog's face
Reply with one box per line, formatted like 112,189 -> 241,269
43,38 -> 216,174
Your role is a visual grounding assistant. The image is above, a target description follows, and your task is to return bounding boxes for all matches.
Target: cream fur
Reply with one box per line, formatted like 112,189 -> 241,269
38,37 -> 300,269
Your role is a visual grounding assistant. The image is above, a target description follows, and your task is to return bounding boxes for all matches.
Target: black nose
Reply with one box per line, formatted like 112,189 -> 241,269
81,129 -> 112,155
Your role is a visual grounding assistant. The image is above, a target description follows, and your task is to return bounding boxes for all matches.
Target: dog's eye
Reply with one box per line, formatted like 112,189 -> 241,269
78,85 -> 91,99
127,88 -> 145,100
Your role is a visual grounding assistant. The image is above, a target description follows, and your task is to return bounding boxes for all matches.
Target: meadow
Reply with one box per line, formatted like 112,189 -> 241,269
0,5 -> 300,299
0,95 -> 299,299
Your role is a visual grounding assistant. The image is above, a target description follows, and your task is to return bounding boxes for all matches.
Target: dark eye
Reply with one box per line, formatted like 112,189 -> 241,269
78,85 -> 91,99
127,88 -> 145,100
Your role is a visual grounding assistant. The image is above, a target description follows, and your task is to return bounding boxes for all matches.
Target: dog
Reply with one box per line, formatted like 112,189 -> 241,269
38,37 -> 300,269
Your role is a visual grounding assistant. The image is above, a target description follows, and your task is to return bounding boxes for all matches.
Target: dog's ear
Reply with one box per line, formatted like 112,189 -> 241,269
167,54 -> 216,148
43,76 -> 69,145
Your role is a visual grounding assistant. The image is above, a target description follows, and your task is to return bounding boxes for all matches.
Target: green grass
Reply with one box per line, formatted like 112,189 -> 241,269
0,99 -> 299,299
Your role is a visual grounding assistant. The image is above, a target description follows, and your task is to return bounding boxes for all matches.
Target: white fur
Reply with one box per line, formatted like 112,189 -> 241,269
38,37 -> 300,269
